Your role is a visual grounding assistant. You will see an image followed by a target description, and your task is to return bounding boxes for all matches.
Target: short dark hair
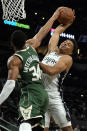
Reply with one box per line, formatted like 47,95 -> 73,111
10,30 -> 27,50
68,38 -> 78,58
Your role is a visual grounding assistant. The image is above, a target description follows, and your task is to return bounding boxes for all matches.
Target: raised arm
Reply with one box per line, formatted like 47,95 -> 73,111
26,7 -> 62,49
48,7 -> 75,52
48,23 -> 72,52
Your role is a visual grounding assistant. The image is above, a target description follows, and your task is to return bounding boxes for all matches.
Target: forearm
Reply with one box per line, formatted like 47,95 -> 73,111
34,11 -> 60,43
54,23 -> 71,34
27,14 -> 59,48
40,62 -> 56,76
38,17 -> 56,39
48,24 -> 71,51
0,80 -> 15,105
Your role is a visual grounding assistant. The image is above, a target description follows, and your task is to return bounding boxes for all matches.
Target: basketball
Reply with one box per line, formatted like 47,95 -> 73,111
58,7 -> 75,24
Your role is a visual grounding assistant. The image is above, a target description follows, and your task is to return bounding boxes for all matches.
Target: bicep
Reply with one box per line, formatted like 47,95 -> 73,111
52,60 -> 67,74
7,56 -> 21,80
53,56 -> 73,73
40,60 -> 67,76
8,66 -> 19,80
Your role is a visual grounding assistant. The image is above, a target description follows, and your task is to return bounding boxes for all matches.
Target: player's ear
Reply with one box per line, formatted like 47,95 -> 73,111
72,9 -> 76,21
72,9 -> 75,15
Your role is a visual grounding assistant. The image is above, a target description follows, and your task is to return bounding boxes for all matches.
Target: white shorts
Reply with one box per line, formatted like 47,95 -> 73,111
45,90 -> 71,128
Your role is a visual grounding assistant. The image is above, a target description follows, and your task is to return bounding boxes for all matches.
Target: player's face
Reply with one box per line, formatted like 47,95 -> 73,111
59,40 -> 74,55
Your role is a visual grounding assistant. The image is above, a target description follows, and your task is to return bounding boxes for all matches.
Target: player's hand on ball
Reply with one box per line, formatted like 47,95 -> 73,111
52,8 -> 60,20
52,6 -> 65,20
57,7 -> 75,24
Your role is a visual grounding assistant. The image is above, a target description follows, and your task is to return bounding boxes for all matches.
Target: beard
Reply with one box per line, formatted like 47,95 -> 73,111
59,48 -> 67,55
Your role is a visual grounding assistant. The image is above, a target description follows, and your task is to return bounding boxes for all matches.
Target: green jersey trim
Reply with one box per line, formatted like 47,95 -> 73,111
16,46 -> 29,52
14,54 -> 23,61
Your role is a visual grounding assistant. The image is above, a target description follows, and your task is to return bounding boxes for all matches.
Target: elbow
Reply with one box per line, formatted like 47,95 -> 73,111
47,71 -> 54,76
42,68 -> 55,76
47,70 -> 58,76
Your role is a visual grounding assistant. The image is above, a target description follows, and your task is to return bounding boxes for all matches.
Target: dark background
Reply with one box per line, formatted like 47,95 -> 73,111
0,0 -> 87,130
0,0 -> 87,40
0,0 -> 87,55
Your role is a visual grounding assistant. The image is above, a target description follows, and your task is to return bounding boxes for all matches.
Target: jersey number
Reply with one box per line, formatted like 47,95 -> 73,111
29,64 -> 41,81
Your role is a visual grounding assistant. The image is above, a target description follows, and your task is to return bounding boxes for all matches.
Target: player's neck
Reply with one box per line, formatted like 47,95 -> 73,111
15,45 -> 26,51
59,50 -> 72,56
59,49 -> 66,55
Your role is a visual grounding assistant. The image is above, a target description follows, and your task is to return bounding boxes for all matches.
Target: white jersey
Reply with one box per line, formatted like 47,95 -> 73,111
41,52 -> 71,128
42,52 -> 63,92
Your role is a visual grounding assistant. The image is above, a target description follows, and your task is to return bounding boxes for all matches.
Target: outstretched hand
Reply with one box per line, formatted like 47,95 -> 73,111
52,7 -> 65,20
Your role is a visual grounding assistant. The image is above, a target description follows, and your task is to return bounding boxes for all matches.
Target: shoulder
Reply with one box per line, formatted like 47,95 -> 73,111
59,55 -> 73,71
7,55 -> 22,69
60,55 -> 72,62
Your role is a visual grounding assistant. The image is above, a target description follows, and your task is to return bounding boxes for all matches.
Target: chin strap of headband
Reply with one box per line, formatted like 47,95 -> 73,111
0,80 -> 15,105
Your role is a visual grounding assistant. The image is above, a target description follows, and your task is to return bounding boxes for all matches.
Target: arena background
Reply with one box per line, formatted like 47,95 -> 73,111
0,0 -> 87,130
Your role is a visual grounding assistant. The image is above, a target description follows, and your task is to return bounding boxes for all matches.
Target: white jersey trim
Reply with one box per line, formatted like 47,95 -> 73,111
14,54 -> 23,61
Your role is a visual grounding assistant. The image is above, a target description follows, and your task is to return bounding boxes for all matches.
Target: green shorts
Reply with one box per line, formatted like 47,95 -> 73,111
18,84 -> 49,127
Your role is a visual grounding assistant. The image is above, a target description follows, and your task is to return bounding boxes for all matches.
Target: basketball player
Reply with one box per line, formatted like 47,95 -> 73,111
40,19 -> 77,131
0,7 -> 63,131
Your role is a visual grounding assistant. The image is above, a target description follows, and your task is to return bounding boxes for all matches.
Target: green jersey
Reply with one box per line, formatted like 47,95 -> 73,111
15,45 -> 42,85
14,45 -> 48,128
